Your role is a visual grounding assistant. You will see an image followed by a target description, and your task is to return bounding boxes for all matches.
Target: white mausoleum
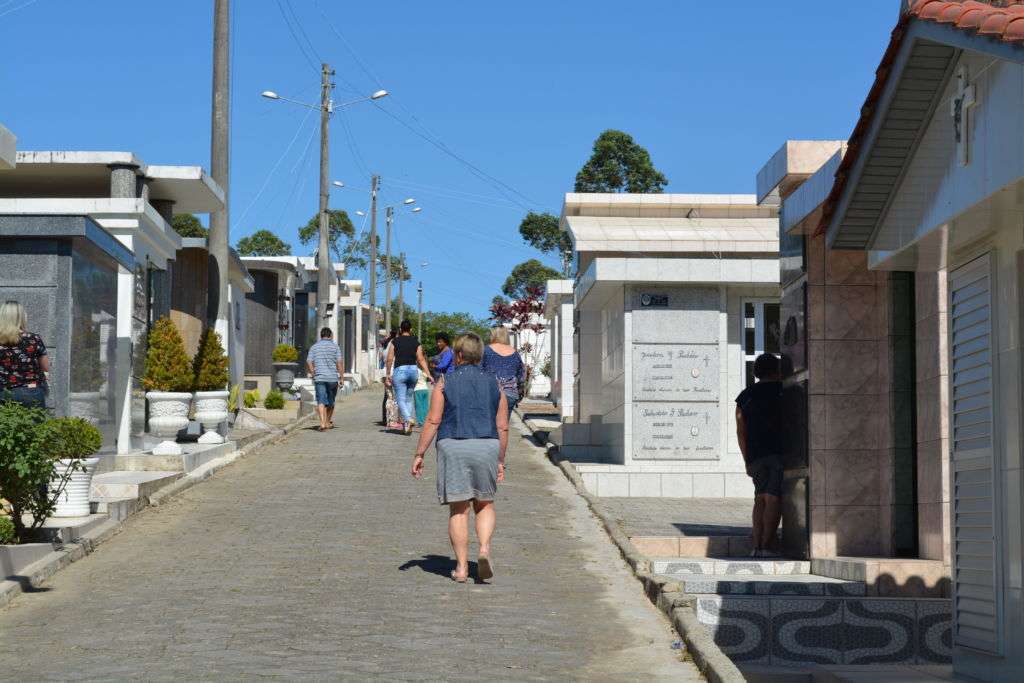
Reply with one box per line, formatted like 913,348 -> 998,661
557,193 -> 780,498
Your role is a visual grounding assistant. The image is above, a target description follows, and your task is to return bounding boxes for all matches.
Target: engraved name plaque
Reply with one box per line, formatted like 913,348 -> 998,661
632,344 -> 719,401
632,403 -> 720,460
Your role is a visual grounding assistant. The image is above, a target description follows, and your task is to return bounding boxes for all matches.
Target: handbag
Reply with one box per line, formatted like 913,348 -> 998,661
385,386 -> 403,429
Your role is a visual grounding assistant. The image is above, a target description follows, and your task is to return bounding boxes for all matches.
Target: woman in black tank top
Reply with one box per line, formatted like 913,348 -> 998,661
385,320 -> 432,434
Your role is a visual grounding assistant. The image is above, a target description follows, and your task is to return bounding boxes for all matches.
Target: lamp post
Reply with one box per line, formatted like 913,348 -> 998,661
382,199 -> 418,333
416,261 -> 429,340
260,81 -> 387,330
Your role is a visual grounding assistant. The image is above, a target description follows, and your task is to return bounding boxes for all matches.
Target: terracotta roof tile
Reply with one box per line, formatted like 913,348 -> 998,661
816,1 -> 1024,239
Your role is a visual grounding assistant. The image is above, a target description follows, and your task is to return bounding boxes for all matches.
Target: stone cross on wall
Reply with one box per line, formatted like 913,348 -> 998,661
950,65 -> 977,167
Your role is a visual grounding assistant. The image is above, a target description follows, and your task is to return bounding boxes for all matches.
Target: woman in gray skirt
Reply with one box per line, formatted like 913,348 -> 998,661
412,332 -> 509,583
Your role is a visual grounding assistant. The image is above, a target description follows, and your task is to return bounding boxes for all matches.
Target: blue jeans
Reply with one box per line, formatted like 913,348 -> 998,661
314,381 -> 338,407
1,385 -> 46,409
392,365 -> 418,422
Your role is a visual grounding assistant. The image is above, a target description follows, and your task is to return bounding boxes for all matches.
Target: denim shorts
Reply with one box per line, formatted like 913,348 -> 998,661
749,458 -> 784,497
314,381 -> 339,407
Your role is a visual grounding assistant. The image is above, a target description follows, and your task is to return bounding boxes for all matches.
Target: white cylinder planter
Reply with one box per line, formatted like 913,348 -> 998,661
51,457 -> 100,518
68,391 -> 102,425
146,391 -> 192,455
194,390 -> 230,444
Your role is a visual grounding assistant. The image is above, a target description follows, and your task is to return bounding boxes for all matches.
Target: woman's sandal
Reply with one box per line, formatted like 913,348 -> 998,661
450,570 -> 468,583
477,555 -> 494,581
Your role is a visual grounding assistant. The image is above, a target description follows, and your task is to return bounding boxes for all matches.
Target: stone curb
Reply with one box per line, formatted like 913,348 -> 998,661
513,410 -> 745,683
1,395 -> 338,610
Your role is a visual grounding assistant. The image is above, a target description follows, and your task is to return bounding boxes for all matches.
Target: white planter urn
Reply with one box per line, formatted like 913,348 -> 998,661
194,390 -> 230,444
51,456 -> 100,518
68,391 -> 102,425
146,391 -> 192,455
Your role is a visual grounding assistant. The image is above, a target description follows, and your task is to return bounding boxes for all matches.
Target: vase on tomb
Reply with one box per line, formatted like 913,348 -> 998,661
50,457 -> 100,518
146,391 -> 193,455
193,390 -> 230,444
272,362 -> 298,391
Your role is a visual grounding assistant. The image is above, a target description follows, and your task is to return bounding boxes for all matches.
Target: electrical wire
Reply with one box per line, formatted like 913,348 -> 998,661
0,0 -> 40,19
275,0 -> 319,74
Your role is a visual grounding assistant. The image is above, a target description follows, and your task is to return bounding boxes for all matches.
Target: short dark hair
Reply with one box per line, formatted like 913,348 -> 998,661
400,319 -> 412,333
435,332 -> 450,345
753,353 -> 781,380
320,327 -> 332,339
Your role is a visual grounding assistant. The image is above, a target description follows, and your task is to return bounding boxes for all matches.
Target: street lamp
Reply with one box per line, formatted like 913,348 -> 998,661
383,200 -> 421,331
260,74 -> 389,329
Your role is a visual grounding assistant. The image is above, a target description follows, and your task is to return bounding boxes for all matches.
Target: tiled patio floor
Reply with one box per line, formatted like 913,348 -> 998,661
599,497 -> 752,538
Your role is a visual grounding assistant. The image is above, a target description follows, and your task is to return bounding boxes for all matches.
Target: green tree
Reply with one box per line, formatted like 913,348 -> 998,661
502,259 -> 561,299
237,230 -> 291,256
192,328 -> 229,391
343,235 -> 410,282
171,213 -> 208,238
574,129 -> 668,193
298,210 -> 354,259
518,211 -> 573,276
419,311 -> 492,357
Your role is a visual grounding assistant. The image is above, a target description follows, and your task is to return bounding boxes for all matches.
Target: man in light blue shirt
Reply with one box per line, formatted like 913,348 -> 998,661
306,327 -> 343,432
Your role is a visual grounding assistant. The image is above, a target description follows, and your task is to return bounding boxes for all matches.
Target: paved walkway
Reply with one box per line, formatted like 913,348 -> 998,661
0,389 -> 699,681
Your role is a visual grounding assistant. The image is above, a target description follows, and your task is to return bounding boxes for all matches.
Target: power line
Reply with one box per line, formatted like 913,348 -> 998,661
0,0 -> 40,19
275,0 -> 319,73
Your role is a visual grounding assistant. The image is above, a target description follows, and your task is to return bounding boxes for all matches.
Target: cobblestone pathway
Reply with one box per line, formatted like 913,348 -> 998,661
0,389 -> 700,681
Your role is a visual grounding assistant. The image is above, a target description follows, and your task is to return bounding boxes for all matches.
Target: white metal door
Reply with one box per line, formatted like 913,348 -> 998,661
948,253 -> 1003,654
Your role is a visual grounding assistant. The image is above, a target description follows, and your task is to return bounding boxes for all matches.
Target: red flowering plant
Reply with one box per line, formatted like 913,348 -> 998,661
489,286 -> 548,391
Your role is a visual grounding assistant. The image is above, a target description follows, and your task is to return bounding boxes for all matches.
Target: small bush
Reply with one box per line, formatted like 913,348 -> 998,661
243,390 -> 261,409
264,390 -> 285,410
0,516 -> 15,545
228,384 -> 241,413
272,344 -> 298,363
193,328 -> 230,391
143,317 -> 193,392
38,417 -> 102,460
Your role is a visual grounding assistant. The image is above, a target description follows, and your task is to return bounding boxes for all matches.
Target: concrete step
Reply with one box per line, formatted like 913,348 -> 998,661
633,535 -> 754,557
90,471 -> 181,502
652,556 -> 811,576
110,441 -> 236,474
33,513 -> 109,544
668,573 -> 866,597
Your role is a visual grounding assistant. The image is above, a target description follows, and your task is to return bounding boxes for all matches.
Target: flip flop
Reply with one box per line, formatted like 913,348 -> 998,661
477,555 -> 494,581
450,570 -> 468,583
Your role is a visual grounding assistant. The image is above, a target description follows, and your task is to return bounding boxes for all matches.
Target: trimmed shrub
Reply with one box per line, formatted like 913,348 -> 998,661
243,390 -> 261,409
272,344 -> 298,363
143,317 -> 193,392
264,390 -> 285,410
193,328 -> 229,391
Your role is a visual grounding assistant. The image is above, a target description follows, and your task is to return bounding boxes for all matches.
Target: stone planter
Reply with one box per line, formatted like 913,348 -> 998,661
194,390 -> 230,444
68,391 -> 102,425
50,456 -> 100,518
273,362 -> 298,391
146,391 -> 192,455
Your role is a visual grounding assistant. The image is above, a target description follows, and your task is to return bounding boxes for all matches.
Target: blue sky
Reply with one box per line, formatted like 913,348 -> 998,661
1,0 -> 898,317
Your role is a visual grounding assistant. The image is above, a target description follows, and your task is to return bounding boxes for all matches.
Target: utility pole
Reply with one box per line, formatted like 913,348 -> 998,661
384,206 -> 393,333
368,175 -> 379,377
316,62 -> 335,330
397,252 -> 405,326
417,280 -> 423,341
209,0 -> 230,342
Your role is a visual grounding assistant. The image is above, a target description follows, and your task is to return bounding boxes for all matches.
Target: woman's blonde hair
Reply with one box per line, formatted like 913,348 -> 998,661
454,332 -> 484,365
489,326 -> 510,345
0,301 -> 28,346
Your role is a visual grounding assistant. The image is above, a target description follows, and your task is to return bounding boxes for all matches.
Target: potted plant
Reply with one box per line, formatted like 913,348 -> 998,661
263,389 -> 285,410
142,317 -> 194,456
68,316 -> 104,424
192,328 -> 230,444
43,417 -> 103,518
272,343 -> 299,391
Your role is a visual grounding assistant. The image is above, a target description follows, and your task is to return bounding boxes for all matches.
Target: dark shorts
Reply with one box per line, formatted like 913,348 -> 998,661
748,458 -> 784,497
314,381 -> 339,407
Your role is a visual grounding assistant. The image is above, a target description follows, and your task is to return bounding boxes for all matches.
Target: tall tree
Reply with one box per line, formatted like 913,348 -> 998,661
171,214 -> 208,238
518,211 -> 572,276
236,230 -> 291,256
502,259 -> 561,299
298,209 -> 354,260
574,129 -> 668,193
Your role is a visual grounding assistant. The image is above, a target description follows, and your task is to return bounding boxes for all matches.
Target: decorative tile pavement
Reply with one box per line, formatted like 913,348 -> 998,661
916,600 -> 953,664
844,599 -> 916,664
771,598 -> 845,666
696,597 -> 771,664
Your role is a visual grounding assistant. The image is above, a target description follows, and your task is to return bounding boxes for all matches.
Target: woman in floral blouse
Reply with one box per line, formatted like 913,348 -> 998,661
0,301 -> 49,408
